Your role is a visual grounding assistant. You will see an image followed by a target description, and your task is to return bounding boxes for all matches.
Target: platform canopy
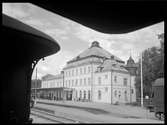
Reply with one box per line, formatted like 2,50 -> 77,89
2,14 -> 60,62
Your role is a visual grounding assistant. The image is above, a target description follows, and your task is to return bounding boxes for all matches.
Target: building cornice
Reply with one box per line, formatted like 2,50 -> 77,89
95,69 -> 130,75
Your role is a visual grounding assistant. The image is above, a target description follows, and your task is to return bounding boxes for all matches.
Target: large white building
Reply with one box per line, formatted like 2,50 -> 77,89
40,41 -> 137,104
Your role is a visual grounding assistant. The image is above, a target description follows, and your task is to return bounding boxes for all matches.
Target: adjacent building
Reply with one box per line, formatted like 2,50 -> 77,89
39,41 -> 138,104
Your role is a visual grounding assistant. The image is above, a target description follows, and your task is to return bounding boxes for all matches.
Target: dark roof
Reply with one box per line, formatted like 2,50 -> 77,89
68,41 -> 124,64
126,56 -> 138,68
153,78 -> 164,86
42,74 -> 63,81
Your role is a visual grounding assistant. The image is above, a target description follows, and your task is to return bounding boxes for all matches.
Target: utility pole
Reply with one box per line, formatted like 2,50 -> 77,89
140,52 -> 144,107
130,49 -> 132,103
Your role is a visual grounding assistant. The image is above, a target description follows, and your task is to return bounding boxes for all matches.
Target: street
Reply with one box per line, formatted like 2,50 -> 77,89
30,99 -> 164,123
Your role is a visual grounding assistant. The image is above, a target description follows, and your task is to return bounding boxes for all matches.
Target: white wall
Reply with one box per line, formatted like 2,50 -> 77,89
93,72 -> 111,103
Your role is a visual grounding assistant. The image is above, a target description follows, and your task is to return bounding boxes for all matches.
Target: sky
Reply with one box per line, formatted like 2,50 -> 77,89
2,3 -> 164,79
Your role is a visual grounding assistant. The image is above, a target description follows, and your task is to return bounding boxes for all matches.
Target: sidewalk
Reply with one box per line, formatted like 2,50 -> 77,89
35,99 -> 157,120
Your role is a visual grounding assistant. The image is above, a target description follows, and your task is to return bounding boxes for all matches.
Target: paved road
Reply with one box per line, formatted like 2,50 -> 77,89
30,99 -> 164,123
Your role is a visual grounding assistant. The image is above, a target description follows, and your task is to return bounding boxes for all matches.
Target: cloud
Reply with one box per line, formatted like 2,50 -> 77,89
32,50 -> 76,78
74,22 -> 164,62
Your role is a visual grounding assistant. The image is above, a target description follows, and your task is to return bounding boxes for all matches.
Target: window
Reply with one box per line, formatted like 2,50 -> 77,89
114,76 -> 117,83
72,80 -> 74,86
98,90 -> 101,100
80,79 -> 82,85
84,78 -> 86,85
88,90 -> 91,100
98,77 -> 101,85
69,71 -> 70,77
75,79 -> 78,86
105,87 -> 108,92
131,89 -> 134,94
88,77 -> 91,85
114,90 -> 117,97
105,74 -> 108,79
72,69 -> 74,76
84,90 -> 86,99
123,78 -> 127,86
80,68 -> 82,75
69,80 -> 71,87
119,91 -> 121,98
76,68 -> 78,76
76,91 -> 78,98
80,90 -> 82,99
84,67 -> 86,74
124,91 -> 128,101
88,66 -> 91,73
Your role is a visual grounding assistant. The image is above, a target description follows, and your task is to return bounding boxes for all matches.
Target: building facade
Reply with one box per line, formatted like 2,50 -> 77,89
31,79 -> 42,98
40,41 -> 137,104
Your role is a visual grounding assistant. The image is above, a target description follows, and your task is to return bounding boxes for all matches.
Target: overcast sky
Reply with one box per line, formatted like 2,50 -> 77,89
2,3 -> 164,79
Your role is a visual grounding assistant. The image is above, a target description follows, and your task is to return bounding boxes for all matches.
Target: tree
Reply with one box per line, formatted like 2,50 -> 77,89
135,33 -> 164,97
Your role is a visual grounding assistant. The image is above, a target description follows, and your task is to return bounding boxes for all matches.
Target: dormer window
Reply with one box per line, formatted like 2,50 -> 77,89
110,55 -> 114,60
112,64 -> 116,67
76,56 -> 80,59
90,41 -> 100,48
98,67 -> 103,72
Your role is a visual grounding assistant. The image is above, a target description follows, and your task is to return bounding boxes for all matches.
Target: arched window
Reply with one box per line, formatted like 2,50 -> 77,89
84,90 -> 86,99
124,91 -> 128,101
98,90 -> 101,100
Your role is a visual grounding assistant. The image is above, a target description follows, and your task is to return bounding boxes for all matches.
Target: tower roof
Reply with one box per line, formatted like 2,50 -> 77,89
126,56 -> 137,67
68,41 -> 124,64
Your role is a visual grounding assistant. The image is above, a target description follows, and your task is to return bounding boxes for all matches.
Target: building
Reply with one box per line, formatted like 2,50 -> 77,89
93,57 -> 137,104
31,79 -> 42,98
39,72 -> 75,100
62,41 -> 137,103
40,41 -> 137,104
39,73 -> 64,100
